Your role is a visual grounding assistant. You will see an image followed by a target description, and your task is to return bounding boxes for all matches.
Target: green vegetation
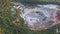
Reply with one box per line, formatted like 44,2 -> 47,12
12,0 -> 60,5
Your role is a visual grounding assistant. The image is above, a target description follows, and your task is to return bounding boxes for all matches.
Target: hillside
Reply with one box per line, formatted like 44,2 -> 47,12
0,0 -> 60,34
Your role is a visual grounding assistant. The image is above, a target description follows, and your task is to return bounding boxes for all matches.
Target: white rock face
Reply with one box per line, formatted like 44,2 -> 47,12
13,3 -> 58,30
19,4 -> 58,30
20,5 -> 58,30
37,4 -> 58,9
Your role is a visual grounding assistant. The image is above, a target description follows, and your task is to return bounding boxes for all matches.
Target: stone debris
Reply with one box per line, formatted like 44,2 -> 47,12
12,3 -> 60,30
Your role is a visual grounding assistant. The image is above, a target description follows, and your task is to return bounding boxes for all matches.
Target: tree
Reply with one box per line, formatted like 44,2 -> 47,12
0,0 -> 23,34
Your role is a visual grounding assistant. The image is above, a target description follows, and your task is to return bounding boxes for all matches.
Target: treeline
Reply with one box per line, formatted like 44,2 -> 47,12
12,0 -> 60,5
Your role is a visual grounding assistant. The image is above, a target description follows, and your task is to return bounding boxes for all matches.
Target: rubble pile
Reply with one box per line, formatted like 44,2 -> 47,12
13,3 -> 60,30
